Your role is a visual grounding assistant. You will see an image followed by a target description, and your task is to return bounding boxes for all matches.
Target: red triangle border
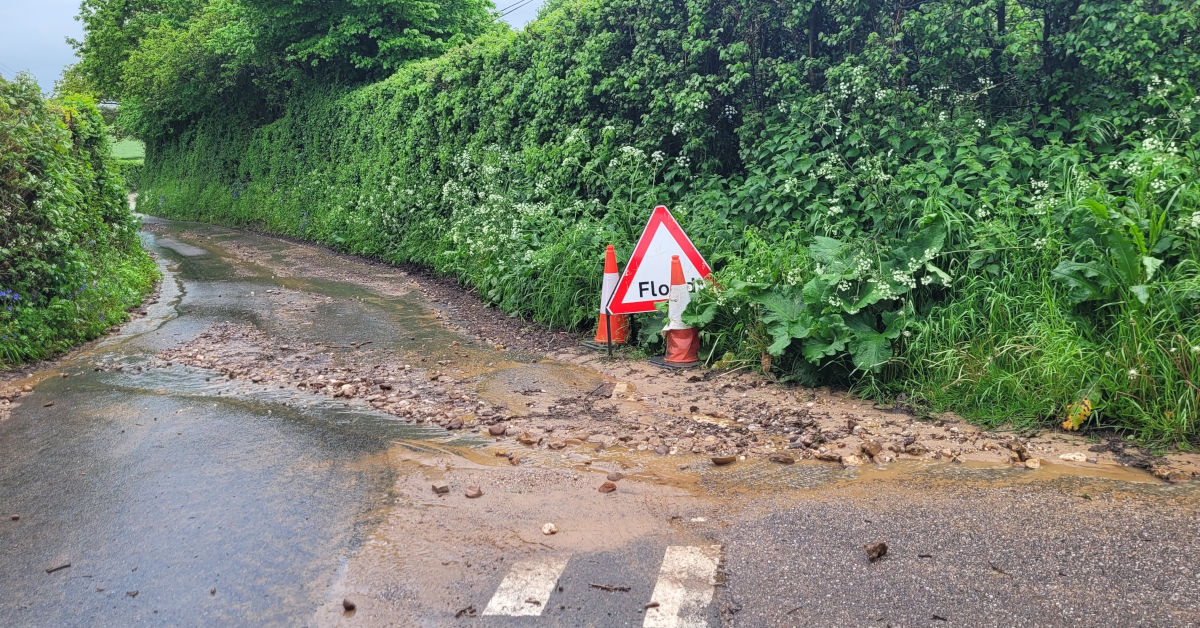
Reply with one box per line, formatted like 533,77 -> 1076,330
606,205 -> 712,315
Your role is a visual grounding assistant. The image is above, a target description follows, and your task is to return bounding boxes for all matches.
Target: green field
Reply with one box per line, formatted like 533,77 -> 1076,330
110,138 -> 145,161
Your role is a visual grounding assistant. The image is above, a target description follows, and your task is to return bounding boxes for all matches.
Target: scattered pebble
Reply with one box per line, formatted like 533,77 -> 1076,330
865,541 -> 888,562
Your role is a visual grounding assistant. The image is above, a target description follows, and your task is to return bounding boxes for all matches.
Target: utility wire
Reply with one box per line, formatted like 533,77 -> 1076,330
499,0 -> 539,15
500,0 -> 539,16
496,0 -> 532,13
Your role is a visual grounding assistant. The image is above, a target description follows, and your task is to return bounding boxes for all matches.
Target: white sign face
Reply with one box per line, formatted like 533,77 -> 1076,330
607,206 -> 712,315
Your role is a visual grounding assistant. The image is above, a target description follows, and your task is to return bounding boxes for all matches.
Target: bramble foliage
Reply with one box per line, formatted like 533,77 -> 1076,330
0,75 -> 158,366
116,0 -> 1199,443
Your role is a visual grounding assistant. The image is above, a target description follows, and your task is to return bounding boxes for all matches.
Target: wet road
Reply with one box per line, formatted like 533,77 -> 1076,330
1,218 -> 1197,626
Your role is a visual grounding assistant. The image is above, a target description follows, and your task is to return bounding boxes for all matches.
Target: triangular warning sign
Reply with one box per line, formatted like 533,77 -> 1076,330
607,205 -> 712,315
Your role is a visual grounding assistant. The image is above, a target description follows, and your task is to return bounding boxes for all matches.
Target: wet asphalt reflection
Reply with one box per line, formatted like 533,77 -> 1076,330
0,219 -> 488,624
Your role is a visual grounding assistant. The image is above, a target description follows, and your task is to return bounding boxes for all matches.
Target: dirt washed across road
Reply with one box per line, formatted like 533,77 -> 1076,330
0,217 -> 1196,626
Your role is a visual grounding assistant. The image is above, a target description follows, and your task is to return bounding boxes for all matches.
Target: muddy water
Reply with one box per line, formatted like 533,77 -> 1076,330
143,218 -> 611,417
129,217 -> 1198,495
10,214 -> 1181,504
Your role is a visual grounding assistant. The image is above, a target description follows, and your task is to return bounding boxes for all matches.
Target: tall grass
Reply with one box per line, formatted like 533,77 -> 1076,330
888,169 -> 1200,446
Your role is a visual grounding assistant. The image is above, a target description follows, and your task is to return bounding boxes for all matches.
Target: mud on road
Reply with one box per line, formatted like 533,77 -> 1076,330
108,218 -> 1196,484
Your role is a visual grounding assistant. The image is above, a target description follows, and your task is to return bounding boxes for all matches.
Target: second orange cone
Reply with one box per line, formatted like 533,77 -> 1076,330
661,255 -> 699,365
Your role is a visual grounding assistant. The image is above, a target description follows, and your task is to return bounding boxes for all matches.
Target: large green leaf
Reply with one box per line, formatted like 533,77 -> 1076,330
760,291 -> 813,356
1130,284 -> 1151,305
809,236 -> 844,264
849,331 -> 891,372
1052,259 -> 1113,305
802,336 -> 846,363
1141,256 -> 1163,281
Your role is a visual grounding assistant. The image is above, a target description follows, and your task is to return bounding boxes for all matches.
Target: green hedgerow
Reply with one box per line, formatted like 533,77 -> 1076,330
132,0 -> 1199,445
0,74 -> 158,366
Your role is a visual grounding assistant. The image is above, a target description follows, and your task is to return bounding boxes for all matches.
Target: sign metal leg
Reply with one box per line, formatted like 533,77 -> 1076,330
605,315 -> 613,358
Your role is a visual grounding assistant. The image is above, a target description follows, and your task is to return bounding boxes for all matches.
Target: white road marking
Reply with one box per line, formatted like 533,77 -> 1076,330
644,545 -> 722,628
482,554 -> 570,616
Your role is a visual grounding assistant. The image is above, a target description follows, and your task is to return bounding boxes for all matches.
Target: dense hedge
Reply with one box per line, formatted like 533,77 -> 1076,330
0,75 -> 158,366
114,159 -> 144,191
140,0 -> 1200,444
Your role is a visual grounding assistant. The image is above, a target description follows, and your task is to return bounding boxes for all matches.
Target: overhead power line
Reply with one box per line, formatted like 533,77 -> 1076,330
500,0 -> 539,16
496,0 -> 532,13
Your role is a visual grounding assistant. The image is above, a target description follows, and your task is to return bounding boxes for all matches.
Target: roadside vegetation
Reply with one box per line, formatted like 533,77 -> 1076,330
111,138 -> 145,190
0,75 -> 158,367
76,0 -> 1200,445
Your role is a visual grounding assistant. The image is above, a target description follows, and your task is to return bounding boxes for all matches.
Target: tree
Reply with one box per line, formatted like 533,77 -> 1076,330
70,0 -> 203,99
52,63 -> 99,100
75,0 -> 499,141
242,0 -> 497,84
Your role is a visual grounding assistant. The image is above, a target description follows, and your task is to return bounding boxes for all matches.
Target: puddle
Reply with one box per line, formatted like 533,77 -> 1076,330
153,236 -> 210,258
476,361 -> 610,415
685,455 -> 1195,499
466,440 -> 1195,500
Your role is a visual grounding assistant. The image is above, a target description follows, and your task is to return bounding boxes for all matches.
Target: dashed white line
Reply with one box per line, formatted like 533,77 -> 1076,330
482,554 -> 571,617
644,545 -> 722,628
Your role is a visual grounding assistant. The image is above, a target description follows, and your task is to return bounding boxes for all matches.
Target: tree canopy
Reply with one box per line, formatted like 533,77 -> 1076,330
72,0 -> 498,139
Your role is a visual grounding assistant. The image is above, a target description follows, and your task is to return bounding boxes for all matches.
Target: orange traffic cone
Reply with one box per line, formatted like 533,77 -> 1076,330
592,245 -> 630,347
658,255 -> 699,367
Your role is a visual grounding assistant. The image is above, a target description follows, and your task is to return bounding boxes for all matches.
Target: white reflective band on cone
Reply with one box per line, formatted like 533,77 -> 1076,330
601,272 -> 618,313
663,283 -> 692,331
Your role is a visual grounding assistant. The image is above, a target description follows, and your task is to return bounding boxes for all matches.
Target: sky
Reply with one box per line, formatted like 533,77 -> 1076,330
0,0 -> 547,94
0,0 -> 84,91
